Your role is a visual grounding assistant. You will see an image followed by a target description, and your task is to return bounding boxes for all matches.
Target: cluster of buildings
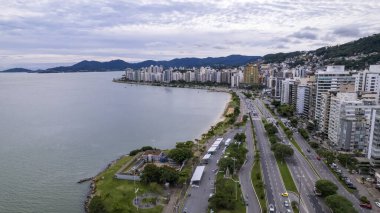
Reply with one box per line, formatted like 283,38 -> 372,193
122,61 -> 380,168
264,64 -> 380,167
123,64 -> 261,87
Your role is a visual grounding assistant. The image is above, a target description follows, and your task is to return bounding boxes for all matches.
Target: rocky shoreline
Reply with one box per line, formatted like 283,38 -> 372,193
83,155 -> 126,213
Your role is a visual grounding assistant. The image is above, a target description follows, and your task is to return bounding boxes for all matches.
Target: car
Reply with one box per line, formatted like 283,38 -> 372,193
281,192 -> 289,197
306,149 -> 311,153
316,156 -> 321,160
269,204 -> 275,212
284,200 -> 289,207
360,203 -> 372,209
347,184 -> 357,189
209,193 -> 214,198
375,201 -> 380,208
286,209 -> 292,213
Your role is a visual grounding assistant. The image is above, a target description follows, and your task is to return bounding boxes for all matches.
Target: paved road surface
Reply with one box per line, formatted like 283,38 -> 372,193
245,97 -> 295,213
293,130 -> 371,213
183,129 -> 239,213
255,99 -> 328,213
238,94 -> 262,213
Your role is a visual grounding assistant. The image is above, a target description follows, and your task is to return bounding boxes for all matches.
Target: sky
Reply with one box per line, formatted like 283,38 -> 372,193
0,0 -> 380,70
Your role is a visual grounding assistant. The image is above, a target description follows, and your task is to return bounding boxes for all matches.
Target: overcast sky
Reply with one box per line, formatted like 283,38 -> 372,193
1,0 -> 380,69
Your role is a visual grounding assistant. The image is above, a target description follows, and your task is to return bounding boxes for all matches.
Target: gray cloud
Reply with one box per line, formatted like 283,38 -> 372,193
0,0 -> 379,69
290,31 -> 318,40
332,26 -> 361,37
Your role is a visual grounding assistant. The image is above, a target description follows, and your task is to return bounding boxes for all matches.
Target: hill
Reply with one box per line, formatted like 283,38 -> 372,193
16,55 -> 260,73
1,68 -> 33,73
263,34 -> 380,70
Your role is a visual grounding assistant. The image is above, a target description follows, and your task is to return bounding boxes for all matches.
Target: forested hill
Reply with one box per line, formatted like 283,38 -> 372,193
263,34 -> 380,69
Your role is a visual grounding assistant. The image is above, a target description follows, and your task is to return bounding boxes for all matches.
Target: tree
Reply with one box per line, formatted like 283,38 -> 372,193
234,133 -> 246,142
218,157 -> 235,173
337,153 -> 357,170
242,115 -> 248,123
277,104 -> 294,117
360,196 -> 369,204
208,177 -> 237,210
269,135 -> 278,144
159,166 -> 179,184
315,180 -> 338,197
290,117 -> 298,127
89,196 -> 107,213
325,194 -> 357,213
271,143 -> 294,160
141,164 -> 179,185
264,123 -> 278,135
271,100 -> 281,107
141,146 -> 154,151
309,141 -> 319,149
140,164 -> 161,184
167,148 -> 193,163
298,128 -> 309,140
175,141 -> 194,149
317,148 -> 336,164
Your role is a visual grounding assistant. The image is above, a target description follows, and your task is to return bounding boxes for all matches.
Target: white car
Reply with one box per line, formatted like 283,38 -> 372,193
375,201 -> 380,208
284,200 -> 289,207
269,204 -> 275,212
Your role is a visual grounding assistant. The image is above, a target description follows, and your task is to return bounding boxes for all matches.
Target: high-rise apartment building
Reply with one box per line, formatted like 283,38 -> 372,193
369,110 -> 380,167
243,64 -> 259,84
315,66 -> 356,130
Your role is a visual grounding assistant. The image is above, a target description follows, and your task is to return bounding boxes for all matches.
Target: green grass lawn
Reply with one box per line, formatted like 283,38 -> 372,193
91,155 -> 163,213
276,158 -> 298,193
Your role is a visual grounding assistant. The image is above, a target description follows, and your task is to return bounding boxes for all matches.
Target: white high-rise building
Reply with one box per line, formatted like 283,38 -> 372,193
369,110 -> 380,166
296,85 -> 310,116
315,66 -> 356,130
355,65 -> 380,103
327,93 -> 359,145
280,79 -> 295,104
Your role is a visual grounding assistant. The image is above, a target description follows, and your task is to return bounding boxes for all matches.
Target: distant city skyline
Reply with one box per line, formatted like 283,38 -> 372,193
1,0 -> 380,69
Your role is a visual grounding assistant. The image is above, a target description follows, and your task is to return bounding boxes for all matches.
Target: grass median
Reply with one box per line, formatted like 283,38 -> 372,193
276,158 -> 298,193
251,152 -> 267,213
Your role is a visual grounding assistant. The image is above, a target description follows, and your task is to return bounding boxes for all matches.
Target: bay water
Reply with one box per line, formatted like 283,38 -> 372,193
0,72 -> 229,213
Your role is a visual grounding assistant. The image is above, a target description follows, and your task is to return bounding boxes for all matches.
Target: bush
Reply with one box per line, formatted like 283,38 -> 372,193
167,148 -> 193,163
325,194 -> 357,213
315,179 -> 338,197
298,128 -> 309,140
129,149 -> 141,156
89,196 -> 107,213
309,141 -> 319,149
360,196 -> 369,204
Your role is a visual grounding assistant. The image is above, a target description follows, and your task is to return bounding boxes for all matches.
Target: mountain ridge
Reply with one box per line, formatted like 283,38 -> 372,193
2,55 -> 261,73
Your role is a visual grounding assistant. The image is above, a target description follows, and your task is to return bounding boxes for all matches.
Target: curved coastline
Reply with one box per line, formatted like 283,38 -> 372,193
83,83 -> 232,212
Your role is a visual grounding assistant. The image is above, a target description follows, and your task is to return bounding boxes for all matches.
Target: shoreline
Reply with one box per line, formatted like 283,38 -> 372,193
83,81 -> 233,212
113,79 -> 232,93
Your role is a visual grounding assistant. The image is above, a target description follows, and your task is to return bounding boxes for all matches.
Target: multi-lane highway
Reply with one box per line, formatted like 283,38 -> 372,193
254,99 -> 328,212
292,128 -> 371,213
256,97 -> 371,213
241,95 -> 296,213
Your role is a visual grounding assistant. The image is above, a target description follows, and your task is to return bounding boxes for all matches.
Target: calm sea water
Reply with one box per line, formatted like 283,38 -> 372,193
0,72 -> 229,213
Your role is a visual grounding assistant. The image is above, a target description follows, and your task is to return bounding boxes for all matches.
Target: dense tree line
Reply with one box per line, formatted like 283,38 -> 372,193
140,164 -> 179,185
129,146 -> 155,156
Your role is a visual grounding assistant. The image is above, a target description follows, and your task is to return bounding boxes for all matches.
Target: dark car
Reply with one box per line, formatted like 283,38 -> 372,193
360,203 -> 372,209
